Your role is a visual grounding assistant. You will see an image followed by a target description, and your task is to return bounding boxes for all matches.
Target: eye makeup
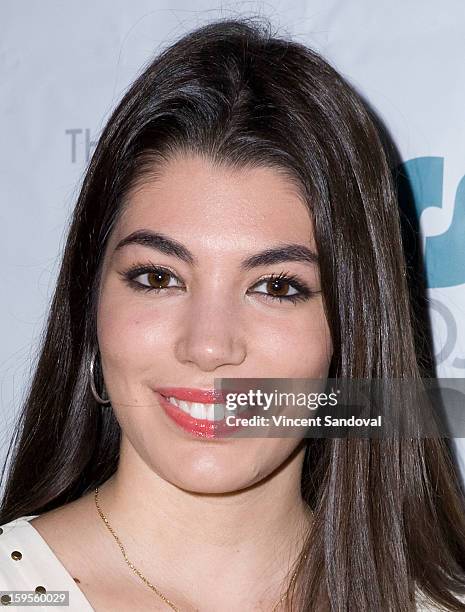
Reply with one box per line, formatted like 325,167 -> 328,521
118,261 -> 318,305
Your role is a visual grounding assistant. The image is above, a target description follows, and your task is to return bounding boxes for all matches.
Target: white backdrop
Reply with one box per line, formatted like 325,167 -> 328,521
1,1 -> 465,476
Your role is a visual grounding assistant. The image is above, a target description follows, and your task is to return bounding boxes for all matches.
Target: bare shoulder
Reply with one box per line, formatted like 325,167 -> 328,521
31,490 -> 95,543
30,490 -> 105,578
29,492 -> 171,610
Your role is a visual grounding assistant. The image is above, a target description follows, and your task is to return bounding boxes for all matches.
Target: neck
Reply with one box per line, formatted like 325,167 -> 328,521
95,436 -> 312,609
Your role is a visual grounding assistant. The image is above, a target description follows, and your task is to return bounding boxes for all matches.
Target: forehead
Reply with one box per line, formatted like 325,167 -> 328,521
112,153 -> 315,251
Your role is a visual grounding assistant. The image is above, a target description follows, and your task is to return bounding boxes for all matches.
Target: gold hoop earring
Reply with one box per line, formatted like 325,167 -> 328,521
89,349 -> 111,405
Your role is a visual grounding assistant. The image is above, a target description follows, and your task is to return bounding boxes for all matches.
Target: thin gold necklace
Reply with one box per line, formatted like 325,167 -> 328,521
94,487 -> 306,611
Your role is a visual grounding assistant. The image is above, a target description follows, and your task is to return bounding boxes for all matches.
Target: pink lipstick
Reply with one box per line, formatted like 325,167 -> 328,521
154,387 -> 250,439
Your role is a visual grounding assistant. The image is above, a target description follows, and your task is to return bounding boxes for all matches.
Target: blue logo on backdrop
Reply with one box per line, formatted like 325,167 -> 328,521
400,157 -> 465,289
399,157 -> 465,369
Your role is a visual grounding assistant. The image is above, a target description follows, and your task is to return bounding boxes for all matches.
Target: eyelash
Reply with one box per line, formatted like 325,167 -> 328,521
119,262 -> 315,305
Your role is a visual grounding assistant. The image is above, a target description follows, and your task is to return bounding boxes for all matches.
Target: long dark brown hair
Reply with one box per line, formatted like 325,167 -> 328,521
2,16 -> 465,611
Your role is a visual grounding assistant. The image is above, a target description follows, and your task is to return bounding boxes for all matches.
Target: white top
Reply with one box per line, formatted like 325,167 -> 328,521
0,515 -> 94,611
0,515 -> 464,611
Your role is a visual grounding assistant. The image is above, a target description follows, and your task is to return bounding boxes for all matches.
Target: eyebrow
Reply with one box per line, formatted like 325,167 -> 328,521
114,229 -> 319,270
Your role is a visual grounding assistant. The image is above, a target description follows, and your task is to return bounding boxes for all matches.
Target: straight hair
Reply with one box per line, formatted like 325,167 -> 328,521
2,17 -> 465,611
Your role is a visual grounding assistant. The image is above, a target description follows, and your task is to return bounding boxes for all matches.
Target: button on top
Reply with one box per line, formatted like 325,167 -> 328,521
11,550 -> 22,560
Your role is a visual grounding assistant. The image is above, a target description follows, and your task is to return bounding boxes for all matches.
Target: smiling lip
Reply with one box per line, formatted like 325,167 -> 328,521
155,387 -> 232,403
153,388 -> 250,439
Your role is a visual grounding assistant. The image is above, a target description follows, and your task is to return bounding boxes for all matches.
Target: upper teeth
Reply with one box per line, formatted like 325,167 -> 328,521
166,397 -> 247,421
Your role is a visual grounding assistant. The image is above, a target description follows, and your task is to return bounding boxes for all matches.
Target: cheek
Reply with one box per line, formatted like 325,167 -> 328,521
98,304 -> 166,357
96,284 -> 177,389
261,303 -> 332,378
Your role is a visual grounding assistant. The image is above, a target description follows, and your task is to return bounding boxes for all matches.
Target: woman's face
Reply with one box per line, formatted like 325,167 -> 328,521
97,153 -> 333,493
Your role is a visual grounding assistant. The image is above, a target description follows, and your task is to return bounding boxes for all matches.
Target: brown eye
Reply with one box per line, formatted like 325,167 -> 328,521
266,277 -> 293,297
249,273 -> 312,304
146,270 -> 172,289
123,266 -> 184,292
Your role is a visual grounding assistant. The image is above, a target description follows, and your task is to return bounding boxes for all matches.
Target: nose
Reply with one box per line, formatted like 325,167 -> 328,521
174,292 -> 247,372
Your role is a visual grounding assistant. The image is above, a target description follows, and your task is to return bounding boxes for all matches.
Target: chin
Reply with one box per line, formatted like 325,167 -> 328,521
155,452 -> 263,495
